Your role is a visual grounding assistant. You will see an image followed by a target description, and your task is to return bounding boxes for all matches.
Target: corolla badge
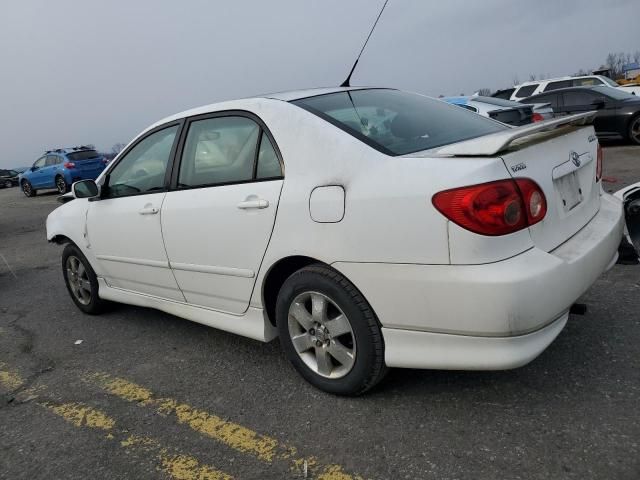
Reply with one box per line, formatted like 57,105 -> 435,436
570,151 -> 581,167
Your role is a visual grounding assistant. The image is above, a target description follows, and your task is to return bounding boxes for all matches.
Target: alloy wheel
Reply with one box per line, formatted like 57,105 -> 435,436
66,255 -> 92,305
631,117 -> 640,144
22,182 -> 32,196
287,291 -> 356,379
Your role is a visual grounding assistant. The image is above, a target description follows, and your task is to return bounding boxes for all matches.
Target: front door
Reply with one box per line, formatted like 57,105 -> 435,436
29,156 -> 48,188
161,114 -> 284,313
86,123 -> 185,301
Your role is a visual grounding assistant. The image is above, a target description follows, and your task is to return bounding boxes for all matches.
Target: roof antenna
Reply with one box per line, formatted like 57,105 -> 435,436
341,0 -> 389,88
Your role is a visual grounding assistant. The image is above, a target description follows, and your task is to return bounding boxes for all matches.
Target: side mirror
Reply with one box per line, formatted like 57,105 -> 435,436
31,166 -> 38,171
72,179 -> 99,199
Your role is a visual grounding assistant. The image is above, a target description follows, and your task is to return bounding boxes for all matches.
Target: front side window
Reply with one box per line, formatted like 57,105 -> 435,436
514,84 -> 538,98
292,89 -> 505,156
34,157 -> 46,168
106,125 -> 178,198
178,116 -> 260,187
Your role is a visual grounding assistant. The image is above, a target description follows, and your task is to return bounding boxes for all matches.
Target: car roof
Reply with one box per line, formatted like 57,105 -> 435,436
522,85 -> 609,99
516,74 -> 607,88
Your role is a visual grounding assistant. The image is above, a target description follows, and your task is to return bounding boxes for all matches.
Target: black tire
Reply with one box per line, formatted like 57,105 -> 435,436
21,180 -> 36,197
276,264 -> 387,396
62,243 -> 107,315
628,114 -> 640,145
55,175 -> 69,194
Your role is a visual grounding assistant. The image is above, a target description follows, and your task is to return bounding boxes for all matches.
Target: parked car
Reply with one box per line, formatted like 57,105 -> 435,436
615,182 -> 640,260
46,87 -> 623,395
20,147 -> 107,197
442,96 -> 553,125
497,75 -> 627,101
0,169 -> 20,188
522,86 -> 640,144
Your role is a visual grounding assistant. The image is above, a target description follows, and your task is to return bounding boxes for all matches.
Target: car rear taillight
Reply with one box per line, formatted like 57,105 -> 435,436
432,178 -> 547,236
63,162 -> 75,169
596,143 -> 603,182
531,112 -> 544,122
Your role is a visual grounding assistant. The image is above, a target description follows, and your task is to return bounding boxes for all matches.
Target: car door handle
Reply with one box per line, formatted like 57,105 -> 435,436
139,206 -> 159,215
237,198 -> 269,210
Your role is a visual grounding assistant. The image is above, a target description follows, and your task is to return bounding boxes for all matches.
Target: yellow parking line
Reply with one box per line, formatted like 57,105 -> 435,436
41,400 -> 233,480
86,372 -> 363,479
0,362 -> 25,390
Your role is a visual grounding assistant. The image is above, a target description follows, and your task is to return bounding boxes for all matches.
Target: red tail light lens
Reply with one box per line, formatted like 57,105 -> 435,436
531,113 -> 544,122
432,178 -> 546,236
63,162 -> 75,169
596,143 -> 603,182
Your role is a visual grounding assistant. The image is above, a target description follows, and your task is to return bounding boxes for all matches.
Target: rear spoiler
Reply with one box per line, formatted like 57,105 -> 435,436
435,111 -> 597,156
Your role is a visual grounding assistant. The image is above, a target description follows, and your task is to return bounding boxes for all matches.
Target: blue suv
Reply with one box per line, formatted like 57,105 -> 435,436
20,147 -> 107,197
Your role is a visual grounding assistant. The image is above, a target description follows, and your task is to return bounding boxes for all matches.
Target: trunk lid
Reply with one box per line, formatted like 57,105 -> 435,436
500,126 -> 600,252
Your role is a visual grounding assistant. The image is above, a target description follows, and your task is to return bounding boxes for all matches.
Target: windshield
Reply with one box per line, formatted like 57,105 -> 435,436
593,86 -> 636,100
291,89 -> 506,156
601,77 -> 619,87
67,150 -> 100,161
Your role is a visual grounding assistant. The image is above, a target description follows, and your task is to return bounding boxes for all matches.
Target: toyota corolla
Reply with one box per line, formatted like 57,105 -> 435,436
46,87 -> 624,395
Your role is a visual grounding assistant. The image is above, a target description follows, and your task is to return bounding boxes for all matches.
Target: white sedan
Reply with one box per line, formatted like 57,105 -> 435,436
46,87 -> 624,395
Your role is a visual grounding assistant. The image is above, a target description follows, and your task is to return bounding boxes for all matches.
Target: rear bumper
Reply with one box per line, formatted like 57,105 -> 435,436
382,312 -> 568,370
333,193 -> 623,369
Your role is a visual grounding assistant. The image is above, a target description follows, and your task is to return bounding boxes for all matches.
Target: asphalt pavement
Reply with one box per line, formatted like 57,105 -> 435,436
1,146 -> 639,480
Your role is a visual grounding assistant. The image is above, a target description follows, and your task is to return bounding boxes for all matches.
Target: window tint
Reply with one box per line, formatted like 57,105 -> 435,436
106,125 -> 178,198
563,91 -> 596,107
514,84 -> 538,98
178,116 -> 259,187
573,77 -> 603,87
34,157 -> 46,168
292,89 -> 505,156
45,155 -> 58,166
256,132 -> 282,179
67,150 -> 100,161
543,80 -> 572,92
492,88 -> 515,100
525,94 -> 560,109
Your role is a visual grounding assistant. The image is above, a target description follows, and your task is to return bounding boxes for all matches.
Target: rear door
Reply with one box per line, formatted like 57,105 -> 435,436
562,91 -> 615,134
161,112 -> 284,314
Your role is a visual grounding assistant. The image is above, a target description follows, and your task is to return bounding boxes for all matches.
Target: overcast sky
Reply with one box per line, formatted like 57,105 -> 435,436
0,0 -> 638,168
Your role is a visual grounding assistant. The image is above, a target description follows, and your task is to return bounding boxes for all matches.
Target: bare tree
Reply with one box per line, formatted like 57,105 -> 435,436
512,75 -> 520,86
529,73 -> 537,81
112,143 -> 126,155
477,88 -> 491,96
634,51 -> 640,64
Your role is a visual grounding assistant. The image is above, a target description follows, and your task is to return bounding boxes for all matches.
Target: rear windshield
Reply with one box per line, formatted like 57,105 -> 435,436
592,86 -> 636,100
67,150 -> 100,161
291,89 -> 506,156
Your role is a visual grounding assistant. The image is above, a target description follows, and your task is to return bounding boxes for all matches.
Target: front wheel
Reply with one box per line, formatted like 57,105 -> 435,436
4,180 -> 11,188
628,115 -> 640,145
276,264 -> 387,396
21,180 -> 36,197
62,243 -> 107,314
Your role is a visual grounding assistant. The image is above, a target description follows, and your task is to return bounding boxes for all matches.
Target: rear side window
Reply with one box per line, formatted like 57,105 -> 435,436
45,155 -> 58,166
573,77 -> 603,87
492,88 -> 515,100
562,91 -> 595,106
292,89 -> 505,156
256,132 -> 282,179
514,84 -> 538,98
544,80 -> 572,92
178,116 -> 260,187
67,150 -> 100,161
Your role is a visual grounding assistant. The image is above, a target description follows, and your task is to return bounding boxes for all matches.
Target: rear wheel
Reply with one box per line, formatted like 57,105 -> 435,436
62,243 -> 107,314
55,175 -> 69,194
628,115 -> 640,145
3,180 -> 11,188
21,180 -> 36,197
276,264 -> 387,396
